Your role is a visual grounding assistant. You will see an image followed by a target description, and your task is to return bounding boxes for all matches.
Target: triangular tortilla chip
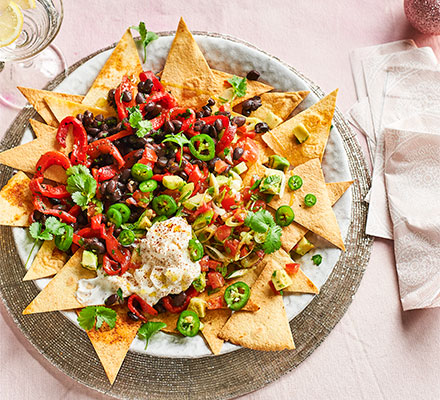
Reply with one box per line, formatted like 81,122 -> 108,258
219,254 -> 295,351
211,69 -> 273,107
149,312 -> 179,334
262,89 -> 338,166
45,96 -> 115,124
234,91 -> 309,126
267,248 -> 318,295
29,119 -> 56,138
0,171 -> 33,227
0,132 -> 70,184
23,240 -> 68,281
82,29 -> 143,111
83,305 -> 141,384
161,18 -> 215,109
17,87 -> 84,127
279,180 -> 353,252
201,309 -> 231,355
270,159 -> 345,250
23,250 -> 94,314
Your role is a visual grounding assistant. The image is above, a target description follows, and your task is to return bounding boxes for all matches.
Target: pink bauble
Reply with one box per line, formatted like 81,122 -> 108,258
405,0 -> 440,34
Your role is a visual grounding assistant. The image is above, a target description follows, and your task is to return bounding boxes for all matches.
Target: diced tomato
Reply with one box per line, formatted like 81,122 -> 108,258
240,245 -> 251,258
193,201 -> 212,218
235,137 -> 259,163
269,280 -> 282,295
233,208 -> 247,222
256,249 -> 265,259
249,199 -> 267,212
214,159 -> 229,174
214,225 -> 232,242
188,164 -> 204,184
199,255 -> 210,272
208,259 -> 222,270
162,189 -> 182,201
285,263 -> 300,275
207,296 -> 226,310
221,191 -> 243,211
138,147 -> 157,167
132,190 -> 152,208
224,239 -> 240,257
207,271 -> 225,289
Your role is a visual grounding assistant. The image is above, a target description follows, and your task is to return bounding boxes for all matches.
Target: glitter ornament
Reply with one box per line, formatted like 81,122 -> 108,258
404,0 -> 440,34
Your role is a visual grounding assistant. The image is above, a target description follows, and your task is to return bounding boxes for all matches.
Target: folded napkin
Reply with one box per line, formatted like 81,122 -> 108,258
383,114 -> 440,310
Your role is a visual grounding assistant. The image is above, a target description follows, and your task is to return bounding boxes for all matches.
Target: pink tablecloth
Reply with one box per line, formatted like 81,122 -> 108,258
1,1 -> 440,399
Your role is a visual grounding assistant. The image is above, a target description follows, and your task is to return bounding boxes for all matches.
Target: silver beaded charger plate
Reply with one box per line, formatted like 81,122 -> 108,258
0,31 -> 373,399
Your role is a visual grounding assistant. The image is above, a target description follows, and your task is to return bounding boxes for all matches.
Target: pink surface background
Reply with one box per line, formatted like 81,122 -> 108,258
1,1 -> 440,399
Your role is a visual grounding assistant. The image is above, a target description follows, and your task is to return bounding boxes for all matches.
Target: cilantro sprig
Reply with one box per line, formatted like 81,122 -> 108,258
222,75 -> 247,105
77,306 -> 117,331
66,165 -> 97,208
245,209 -> 282,254
131,22 -> 158,63
162,132 -> 190,166
137,321 -> 167,350
127,106 -> 153,138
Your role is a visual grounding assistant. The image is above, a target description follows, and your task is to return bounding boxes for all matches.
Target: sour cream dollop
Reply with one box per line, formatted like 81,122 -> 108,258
76,217 -> 201,306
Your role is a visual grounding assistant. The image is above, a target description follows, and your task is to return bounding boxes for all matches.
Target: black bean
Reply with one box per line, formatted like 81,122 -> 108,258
101,123 -> 109,132
207,98 -> 215,106
254,122 -> 269,133
95,114 -> 104,122
214,119 -> 223,132
138,79 -> 153,94
83,115 -> 94,126
87,127 -> 100,136
135,92 -> 145,104
121,90 -> 132,103
183,153 -> 192,161
246,70 -> 261,81
127,311 -> 140,321
84,110 -> 93,119
153,301 -> 166,314
167,160 -> 180,174
107,89 -> 116,104
191,158 -> 204,168
231,116 -> 246,127
144,101 -> 155,114
127,180 -> 138,193
106,180 -> 117,194
216,111 -> 231,117
105,294 -> 119,306
195,111 -> 204,119
100,180 -> 109,195
250,96 -> 262,110
172,120 -> 183,131
149,104 -> 162,118
97,131 -> 108,139
193,119 -> 205,132
208,157 -> 221,170
105,116 -> 118,127
241,99 -> 254,112
163,121 -> 175,134
87,135 -> 94,143
157,156 -> 168,168
222,165 -> 232,175
242,109 -> 251,117
84,238 -> 106,254
119,168 -> 131,183
202,105 -> 212,117
233,147 -> 244,160
177,170 -> 188,181
76,113 -> 84,122
208,125 -> 217,138
170,292 -> 187,308
117,182 -> 126,191
201,124 -> 210,135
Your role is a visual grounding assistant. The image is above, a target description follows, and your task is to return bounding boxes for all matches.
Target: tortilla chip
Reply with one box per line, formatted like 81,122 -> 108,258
22,250 -> 94,314
270,159 -> 345,250
211,69 -> 273,107
82,29 -> 143,111
201,309 -> 231,355
17,87 -> 84,127
0,171 -> 33,227
0,132 -> 70,184
242,160 -> 266,188
279,180 -> 353,252
161,18 -> 215,109
23,240 -> 68,281
149,312 -> 179,334
234,91 -> 309,125
262,90 -> 338,166
45,95 -> 115,124
219,255 -> 295,351
29,119 -> 56,138
268,248 -> 318,295
83,305 -> 141,384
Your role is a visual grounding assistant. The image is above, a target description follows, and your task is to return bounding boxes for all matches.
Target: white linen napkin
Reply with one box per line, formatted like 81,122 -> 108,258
366,67 -> 440,239
383,114 -> 440,310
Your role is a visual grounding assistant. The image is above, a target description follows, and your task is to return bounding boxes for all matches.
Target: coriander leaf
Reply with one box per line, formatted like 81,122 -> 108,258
227,75 -> 247,98
29,222 -> 42,240
128,106 -> 153,137
138,321 -> 166,349
162,132 -> 190,166
137,119 -> 153,138
116,288 -> 123,301
312,254 -> 323,266
131,22 -> 158,62
66,164 -> 90,177
66,165 -> 97,208
245,209 -> 275,233
44,216 -> 66,236
77,306 -> 117,331
71,191 -> 88,207
38,230 -> 54,241
262,224 -> 282,254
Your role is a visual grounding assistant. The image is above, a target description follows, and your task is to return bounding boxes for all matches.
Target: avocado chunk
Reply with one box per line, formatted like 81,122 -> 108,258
271,269 -> 293,291
292,123 -> 310,143
232,161 -> 248,175
163,175 -> 185,190
267,155 -> 290,172
187,297 -> 208,318
260,174 -> 282,195
136,209 -> 153,229
263,110 -> 283,129
81,250 -> 98,271
293,236 -> 315,256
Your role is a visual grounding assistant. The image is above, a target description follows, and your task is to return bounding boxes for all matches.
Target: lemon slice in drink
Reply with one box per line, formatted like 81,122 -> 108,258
0,1 -> 24,48
14,0 -> 36,9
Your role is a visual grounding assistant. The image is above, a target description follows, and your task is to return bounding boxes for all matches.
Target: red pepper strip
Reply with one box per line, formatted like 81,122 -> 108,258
107,129 -> 132,142
193,202 -> 212,218
127,294 -> 158,321
32,194 -> 76,224
76,226 -> 105,239
72,233 -> 82,246
139,71 -> 164,91
87,138 -> 125,169
68,205 -> 81,217
96,165 -> 118,182
102,254 -> 122,276
151,173 -> 172,182
35,151 -> 72,176
56,116 -> 88,165
161,287 -> 198,314
187,165 -> 203,184
102,225 -> 131,274
114,76 -> 137,121
140,91 -> 178,111
29,177 -> 70,199
91,214 -> 102,231
138,146 -> 158,167
150,113 -> 167,130
169,107 -> 196,133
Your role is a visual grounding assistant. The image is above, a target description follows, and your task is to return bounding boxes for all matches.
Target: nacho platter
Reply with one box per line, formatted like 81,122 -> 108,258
0,20 -> 372,399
